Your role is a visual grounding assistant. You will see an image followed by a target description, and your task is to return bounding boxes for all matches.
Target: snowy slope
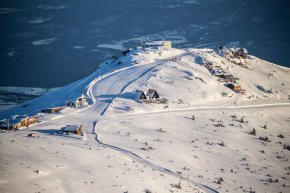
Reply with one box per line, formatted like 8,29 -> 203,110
0,46 -> 290,193
107,48 -> 290,114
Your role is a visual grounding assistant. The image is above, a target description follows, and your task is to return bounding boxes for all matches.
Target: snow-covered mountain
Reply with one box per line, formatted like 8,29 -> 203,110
0,45 -> 290,193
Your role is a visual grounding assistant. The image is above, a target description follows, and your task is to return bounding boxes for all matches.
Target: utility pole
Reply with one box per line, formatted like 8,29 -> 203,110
7,118 -> 10,130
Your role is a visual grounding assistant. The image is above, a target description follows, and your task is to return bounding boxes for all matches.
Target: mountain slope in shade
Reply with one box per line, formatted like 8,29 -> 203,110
0,0 -> 290,87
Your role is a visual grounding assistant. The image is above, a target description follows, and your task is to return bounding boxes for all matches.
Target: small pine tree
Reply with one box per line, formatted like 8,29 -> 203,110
241,117 -> 244,123
143,189 -> 152,193
217,177 -> 224,184
171,182 -> 181,189
277,134 -> 284,138
250,128 -> 256,135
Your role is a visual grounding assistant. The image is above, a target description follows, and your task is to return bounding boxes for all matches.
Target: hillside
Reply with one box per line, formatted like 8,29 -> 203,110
0,45 -> 290,193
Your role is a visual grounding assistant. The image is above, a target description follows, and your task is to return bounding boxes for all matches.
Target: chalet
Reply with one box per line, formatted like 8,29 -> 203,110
0,116 -> 38,130
66,97 -> 88,108
41,106 -> 64,114
28,117 -> 38,125
135,90 -> 146,101
146,89 -> 160,99
143,41 -> 172,49
227,84 -> 241,92
59,125 -> 83,136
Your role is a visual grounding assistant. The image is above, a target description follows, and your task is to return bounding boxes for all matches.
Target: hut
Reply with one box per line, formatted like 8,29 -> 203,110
59,125 -> 83,136
227,84 -> 241,92
66,97 -> 88,108
66,101 -> 76,107
28,117 -> 38,125
0,115 -> 38,130
146,89 -> 160,99
28,133 -> 37,137
77,97 -> 88,108
41,106 -> 64,114
11,116 -> 27,129
135,90 -> 146,101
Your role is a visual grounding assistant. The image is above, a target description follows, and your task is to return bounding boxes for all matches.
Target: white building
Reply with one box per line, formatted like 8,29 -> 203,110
143,41 -> 172,49
66,97 -> 88,108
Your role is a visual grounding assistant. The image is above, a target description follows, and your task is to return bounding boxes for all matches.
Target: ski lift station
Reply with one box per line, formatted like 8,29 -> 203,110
142,41 -> 172,49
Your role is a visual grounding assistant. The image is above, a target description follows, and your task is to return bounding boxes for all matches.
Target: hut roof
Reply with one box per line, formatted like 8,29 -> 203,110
135,90 -> 146,100
146,89 -> 159,99
61,125 -> 80,132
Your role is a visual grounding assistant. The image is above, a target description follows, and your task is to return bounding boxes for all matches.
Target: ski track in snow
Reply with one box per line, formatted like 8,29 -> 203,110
99,102 -> 290,121
92,130 -> 217,193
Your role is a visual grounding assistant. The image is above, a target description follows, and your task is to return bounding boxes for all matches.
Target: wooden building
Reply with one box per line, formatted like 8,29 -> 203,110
41,106 -> 64,114
0,116 -> 38,130
227,84 -> 241,92
59,125 -> 83,136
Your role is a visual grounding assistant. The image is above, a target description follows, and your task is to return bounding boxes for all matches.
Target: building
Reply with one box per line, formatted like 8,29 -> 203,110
66,97 -> 88,108
41,106 -> 64,114
28,133 -> 37,137
0,116 -> 38,130
59,125 -> 83,135
66,101 -> 77,107
143,41 -> 172,49
162,41 -> 172,49
135,90 -> 146,101
227,84 -> 241,92
146,89 -> 160,99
